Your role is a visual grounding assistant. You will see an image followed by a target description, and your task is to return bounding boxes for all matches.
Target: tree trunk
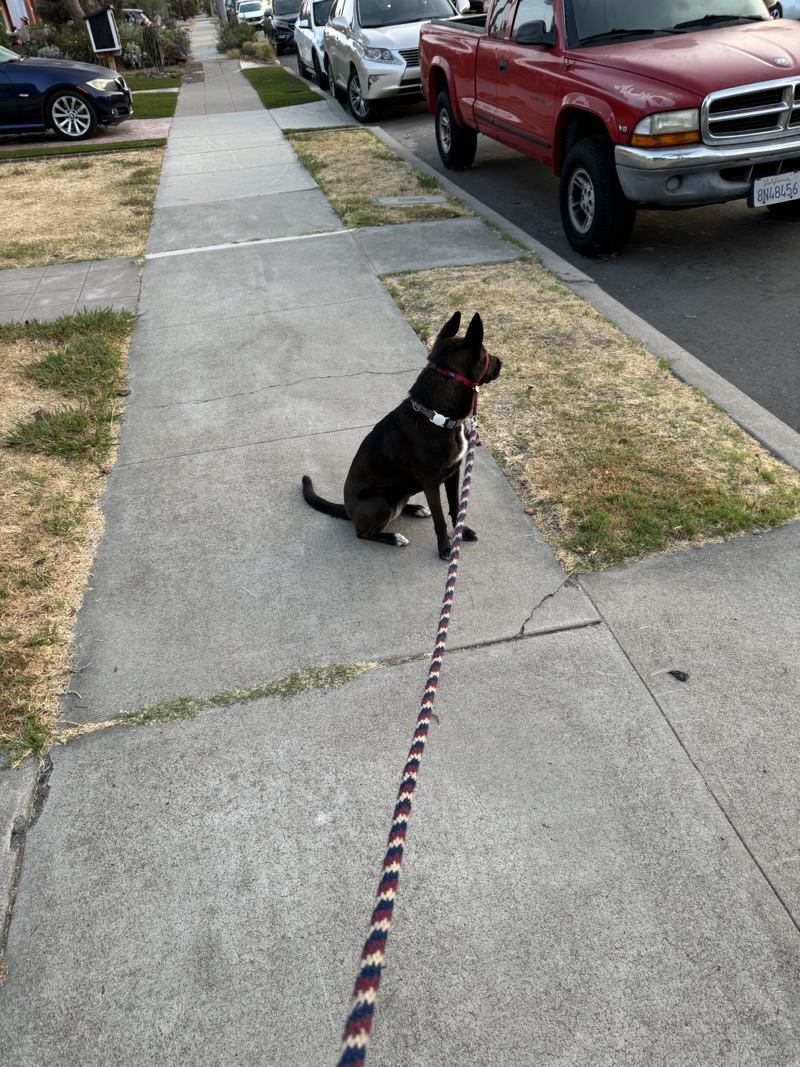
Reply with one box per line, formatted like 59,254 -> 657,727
60,0 -> 104,29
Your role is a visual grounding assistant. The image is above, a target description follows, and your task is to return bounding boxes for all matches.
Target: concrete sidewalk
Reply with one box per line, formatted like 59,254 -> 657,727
3,20 -> 800,1066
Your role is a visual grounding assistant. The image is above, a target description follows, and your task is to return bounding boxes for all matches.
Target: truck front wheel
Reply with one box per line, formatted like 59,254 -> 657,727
435,90 -> 477,170
560,136 -> 636,257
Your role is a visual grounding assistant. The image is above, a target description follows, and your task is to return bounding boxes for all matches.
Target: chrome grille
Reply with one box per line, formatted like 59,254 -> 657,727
703,79 -> 800,145
398,47 -> 419,67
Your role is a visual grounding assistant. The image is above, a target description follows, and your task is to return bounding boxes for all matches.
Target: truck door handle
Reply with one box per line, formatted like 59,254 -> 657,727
498,59 -> 508,73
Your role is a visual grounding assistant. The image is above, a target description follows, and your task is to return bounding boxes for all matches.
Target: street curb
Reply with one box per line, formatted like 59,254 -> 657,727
373,124 -> 800,474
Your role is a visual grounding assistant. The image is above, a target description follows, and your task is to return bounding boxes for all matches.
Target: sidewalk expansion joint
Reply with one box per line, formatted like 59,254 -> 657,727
577,579 -> 800,939
116,422 -> 378,467
132,367 -> 420,412
144,228 -> 353,260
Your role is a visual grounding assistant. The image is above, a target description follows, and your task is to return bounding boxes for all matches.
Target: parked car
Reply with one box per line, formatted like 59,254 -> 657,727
768,0 -> 800,16
122,8 -> 152,25
237,0 -> 269,27
0,44 -> 133,141
265,0 -> 301,53
323,0 -> 465,123
295,0 -> 334,85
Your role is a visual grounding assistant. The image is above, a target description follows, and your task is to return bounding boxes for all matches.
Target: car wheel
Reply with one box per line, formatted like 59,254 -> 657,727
347,68 -> 383,123
297,50 -> 311,78
435,89 -> 477,169
770,2 -> 782,18
47,90 -> 98,141
559,136 -> 637,257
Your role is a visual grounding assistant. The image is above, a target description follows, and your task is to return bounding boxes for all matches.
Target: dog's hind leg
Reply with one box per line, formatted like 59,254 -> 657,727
351,499 -> 410,548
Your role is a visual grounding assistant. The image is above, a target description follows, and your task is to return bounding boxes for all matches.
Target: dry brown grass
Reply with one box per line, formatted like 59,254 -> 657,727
0,149 -> 164,269
385,260 -> 800,572
0,315 -> 133,763
285,127 -> 472,228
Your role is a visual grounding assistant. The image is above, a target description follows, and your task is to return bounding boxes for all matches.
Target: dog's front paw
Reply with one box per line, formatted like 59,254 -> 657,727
462,525 -> 478,542
391,534 -> 410,547
438,540 -> 452,560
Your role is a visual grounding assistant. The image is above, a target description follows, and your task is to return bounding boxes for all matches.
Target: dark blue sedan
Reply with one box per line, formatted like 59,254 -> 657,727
0,44 -> 133,140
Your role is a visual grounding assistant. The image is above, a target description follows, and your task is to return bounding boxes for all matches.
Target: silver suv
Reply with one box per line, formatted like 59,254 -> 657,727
323,0 -> 463,122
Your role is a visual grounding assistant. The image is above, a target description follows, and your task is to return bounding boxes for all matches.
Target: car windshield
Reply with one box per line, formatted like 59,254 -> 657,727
240,2 -> 262,9
567,0 -> 767,43
313,0 -> 333,21
0,45 -> 19,63
272,0 -> 298,13
356,0 -> 455,28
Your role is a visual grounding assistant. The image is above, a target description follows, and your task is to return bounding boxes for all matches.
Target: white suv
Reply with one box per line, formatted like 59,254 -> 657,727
323,0 -> 463,122
237,0 -> 269,27
295,0 -> 334,87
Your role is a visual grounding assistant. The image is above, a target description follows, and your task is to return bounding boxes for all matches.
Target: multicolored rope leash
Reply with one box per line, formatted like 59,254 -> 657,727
337,422 -> 480,1066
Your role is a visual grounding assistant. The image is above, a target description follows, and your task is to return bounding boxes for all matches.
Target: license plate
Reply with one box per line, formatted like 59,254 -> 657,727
749,172 -> 800,208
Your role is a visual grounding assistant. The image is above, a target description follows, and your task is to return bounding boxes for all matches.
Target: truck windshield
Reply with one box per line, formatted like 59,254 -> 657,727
568,0 -> 768,44
356,0 -> 456,29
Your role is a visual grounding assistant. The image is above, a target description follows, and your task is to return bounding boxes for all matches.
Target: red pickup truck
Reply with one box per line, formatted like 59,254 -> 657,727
419,0 -> 800,255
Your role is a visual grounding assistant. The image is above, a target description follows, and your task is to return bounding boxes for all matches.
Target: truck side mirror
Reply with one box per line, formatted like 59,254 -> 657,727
330,14 -> 348,29
456,0 -> 470,12
512,19 -> 555,46
297,16 -> 310,26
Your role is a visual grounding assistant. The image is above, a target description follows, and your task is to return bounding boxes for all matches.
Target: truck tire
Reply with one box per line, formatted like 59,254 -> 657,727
766,199 -> 800,219
559,136 -> 636,257
435,90 -> 477,170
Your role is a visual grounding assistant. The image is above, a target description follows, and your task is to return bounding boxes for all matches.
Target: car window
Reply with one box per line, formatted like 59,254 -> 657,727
487,0 -> 514,38
272,0 -> 299,12
313,0 -> 334,21
511,0 -> 553,34
356,0 -> 456,29
0,45 -> 20,62
330,0 -> 345,15
299,0 -> 309,17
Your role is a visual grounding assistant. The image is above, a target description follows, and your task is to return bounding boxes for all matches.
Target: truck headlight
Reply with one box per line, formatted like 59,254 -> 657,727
363,46 -> 401,63
631,109 -> 700,148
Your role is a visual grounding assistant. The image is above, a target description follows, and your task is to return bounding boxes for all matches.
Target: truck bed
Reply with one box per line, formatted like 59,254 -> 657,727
427,13 -> 486,33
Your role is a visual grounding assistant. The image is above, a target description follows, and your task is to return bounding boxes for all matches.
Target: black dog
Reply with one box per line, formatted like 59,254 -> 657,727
302,312 -> 501,559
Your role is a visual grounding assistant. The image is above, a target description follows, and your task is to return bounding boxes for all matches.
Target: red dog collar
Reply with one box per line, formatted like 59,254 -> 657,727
427,349 -> 491,390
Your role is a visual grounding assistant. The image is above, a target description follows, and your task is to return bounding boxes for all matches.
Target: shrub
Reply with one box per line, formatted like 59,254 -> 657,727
36,44 -> 65,58
216,21 -> 257,51
240,38 -> 274,61
47,24 -> 96,63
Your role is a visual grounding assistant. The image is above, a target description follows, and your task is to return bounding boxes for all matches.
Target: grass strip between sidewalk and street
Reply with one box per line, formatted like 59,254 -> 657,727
0,148 -> 164,269
385,260 -> 800,572
285,127 -> 471,227
0,139 -> 168,163
127,91 -> 179,120
242,64 -> 321,108
0,310 -> 135,766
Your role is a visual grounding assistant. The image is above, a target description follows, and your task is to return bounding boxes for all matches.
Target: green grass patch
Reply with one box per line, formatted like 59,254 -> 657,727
242,64 -> 321,109
130,91 -> 179,120
0,138 -> 167,162
2,308 -> 133,467
125,75 -> 182,90
124,662 -> 377,726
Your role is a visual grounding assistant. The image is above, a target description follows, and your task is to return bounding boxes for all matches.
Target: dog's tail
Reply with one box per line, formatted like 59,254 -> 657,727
302,475 -> 349,520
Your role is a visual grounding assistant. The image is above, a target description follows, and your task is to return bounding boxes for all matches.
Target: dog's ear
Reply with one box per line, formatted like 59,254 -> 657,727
464,313 -> 484,355
436,312 -> 461,342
